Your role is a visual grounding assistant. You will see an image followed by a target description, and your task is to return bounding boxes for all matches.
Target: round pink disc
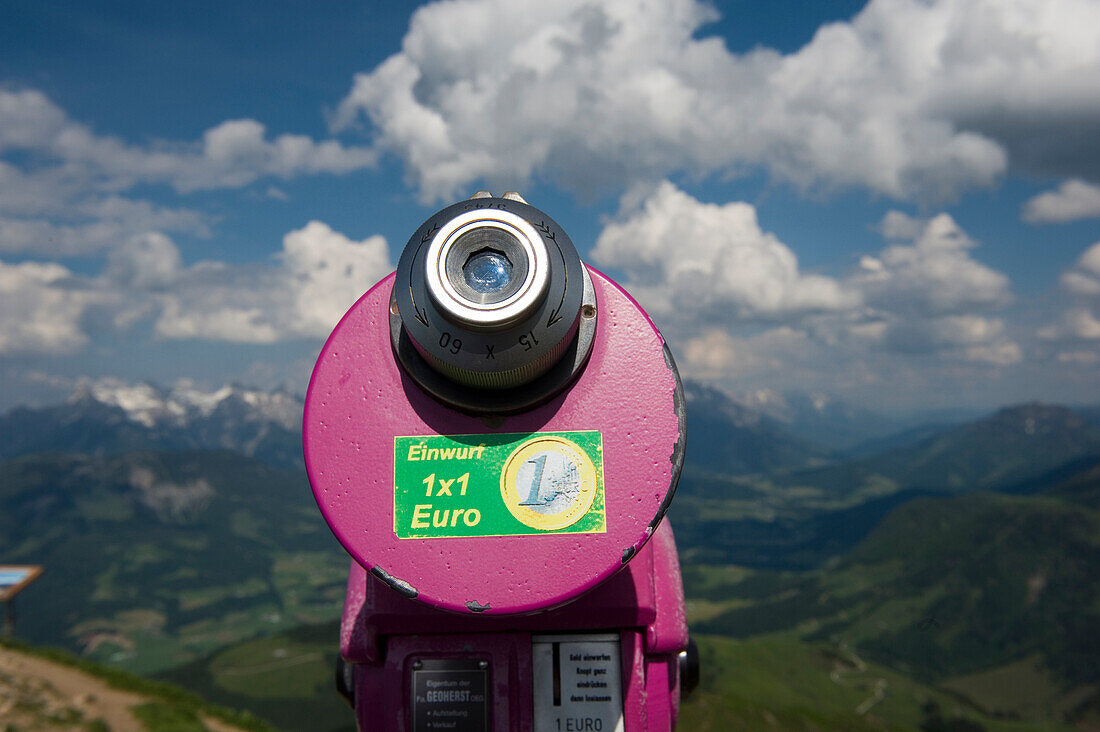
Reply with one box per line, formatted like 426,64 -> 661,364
304,267 -> 683,614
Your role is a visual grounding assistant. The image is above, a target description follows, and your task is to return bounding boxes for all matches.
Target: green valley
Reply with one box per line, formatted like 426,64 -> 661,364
3,394 -> 1099,731
0,450 -> 348,674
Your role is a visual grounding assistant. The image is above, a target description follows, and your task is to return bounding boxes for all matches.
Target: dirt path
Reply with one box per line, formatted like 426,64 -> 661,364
0,645 -> 253,731
828,641 -> 889,716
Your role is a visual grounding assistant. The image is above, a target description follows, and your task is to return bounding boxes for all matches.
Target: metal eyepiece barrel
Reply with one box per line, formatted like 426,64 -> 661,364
391,193 -> 595,409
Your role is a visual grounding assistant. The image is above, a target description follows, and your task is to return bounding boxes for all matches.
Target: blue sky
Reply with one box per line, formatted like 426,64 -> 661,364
1,0 -> 1099,413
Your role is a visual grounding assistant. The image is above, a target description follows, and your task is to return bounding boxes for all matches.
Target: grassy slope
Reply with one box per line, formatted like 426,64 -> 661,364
680,489 -> 1100,729
0,637 -> 276,731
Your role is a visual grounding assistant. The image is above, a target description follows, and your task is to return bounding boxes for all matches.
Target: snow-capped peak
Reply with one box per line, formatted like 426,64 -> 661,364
67,378 -> 302,431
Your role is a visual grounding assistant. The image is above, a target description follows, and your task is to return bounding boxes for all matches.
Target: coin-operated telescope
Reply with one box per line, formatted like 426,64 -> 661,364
304,192 -> 698,731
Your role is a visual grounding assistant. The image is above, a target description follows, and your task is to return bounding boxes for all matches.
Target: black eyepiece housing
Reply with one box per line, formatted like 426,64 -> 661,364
391,193 -> 596,413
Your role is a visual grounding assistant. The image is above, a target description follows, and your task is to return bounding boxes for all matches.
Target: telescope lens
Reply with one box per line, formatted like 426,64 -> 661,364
443,227 -> 529,308
464,248 -> 513,295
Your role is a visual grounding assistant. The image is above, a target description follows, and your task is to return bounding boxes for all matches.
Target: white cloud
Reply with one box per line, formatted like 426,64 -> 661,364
0,89 -> 69,150
0,198 -> 209,257
877,210 -> 926,241
591,186 -> 1017,368
682,328 -> 743,380
1024,179 -> 1100,223
879,314 -> 1022,364
0,88 -> 378,260
335,0 -> 1100,202
1037,242 -> 1100,345
592,181 -> 857,322
590,184 -> 1020,397
0,89 -> 391,360
1061,241 -> 1100,295
106,232 -> 184,290
173,119 -> 379,192
0,90 -> 378,194
0,220 -> 393,353
678,317 -> 1027,407
854,212 -> 1011,316
1064,309 -> 1100,339
152,222 -> 392,343
279,221 -> 391,337
963,341 -> 1025,366
845,212 -> 1019,363
681,326 -> 819,382
0,258 -> 101,354
1038,307 -> 1100,341
0,161 -> 79,217
156,283 -> 283,344
1056,349 -> 1099,364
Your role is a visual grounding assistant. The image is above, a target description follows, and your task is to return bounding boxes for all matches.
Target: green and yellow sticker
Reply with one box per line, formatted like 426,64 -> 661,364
393,431 -> 605,539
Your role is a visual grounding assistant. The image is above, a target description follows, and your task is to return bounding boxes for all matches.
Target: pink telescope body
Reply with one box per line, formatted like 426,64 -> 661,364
304,194 -> 694,731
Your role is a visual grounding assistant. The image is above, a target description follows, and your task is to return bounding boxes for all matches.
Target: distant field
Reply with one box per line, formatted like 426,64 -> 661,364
942,656 -> 1099,723
152,621 -> 1081,732
3,400 -> 1098,731
158,622 -> 355,732
678,634 -> 1075,732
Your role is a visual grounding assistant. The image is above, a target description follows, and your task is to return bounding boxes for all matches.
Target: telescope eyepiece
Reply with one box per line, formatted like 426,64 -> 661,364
425,208 -> 549,330
392,193 -> 596,412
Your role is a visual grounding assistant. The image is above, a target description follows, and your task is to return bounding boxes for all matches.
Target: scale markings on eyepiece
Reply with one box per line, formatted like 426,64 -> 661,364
546,240 -> 568,328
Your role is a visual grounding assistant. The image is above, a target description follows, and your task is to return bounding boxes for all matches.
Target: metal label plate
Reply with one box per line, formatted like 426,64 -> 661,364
532,634 -> 624,732
411,658 -> 489,732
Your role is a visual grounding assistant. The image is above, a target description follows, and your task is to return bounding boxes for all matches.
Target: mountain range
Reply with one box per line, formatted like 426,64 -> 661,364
0,377 -> 979,470
0,380 -> 304,469
2,376 -> 1034,473
6,378 -> 1100,577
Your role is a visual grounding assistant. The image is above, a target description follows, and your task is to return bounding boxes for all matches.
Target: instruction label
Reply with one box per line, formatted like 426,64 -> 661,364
394,431 -> 605,539
532,634 -> 625,732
